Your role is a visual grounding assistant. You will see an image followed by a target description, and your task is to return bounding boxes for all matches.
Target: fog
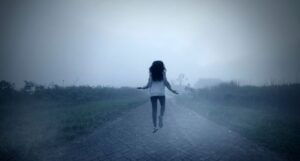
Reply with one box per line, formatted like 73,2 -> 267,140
1,0 -> 300,88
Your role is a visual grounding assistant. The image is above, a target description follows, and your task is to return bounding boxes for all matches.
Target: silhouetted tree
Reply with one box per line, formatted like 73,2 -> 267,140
22,81 -> 36,94
0,80 -> 16,103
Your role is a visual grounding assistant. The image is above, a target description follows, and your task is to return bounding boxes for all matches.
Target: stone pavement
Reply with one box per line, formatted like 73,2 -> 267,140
42,99 -> 286,161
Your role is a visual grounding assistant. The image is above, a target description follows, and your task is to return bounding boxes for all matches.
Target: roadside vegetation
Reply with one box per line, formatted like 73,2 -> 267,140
176,82 -> 300,161
0,80 -> 148,161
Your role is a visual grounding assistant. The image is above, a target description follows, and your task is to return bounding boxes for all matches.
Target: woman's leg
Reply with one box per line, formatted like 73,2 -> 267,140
150,96 -> 158,127
158,96 -> 166,116
158,96 -> 166,128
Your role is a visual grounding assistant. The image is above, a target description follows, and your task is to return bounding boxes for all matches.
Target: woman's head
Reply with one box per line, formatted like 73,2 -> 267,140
149,60 -> 166,81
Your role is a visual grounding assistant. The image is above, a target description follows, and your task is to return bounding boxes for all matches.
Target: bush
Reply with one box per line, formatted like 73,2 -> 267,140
0,80 -> 17,103
191,82 -> 300,108
0,80 -> 148,104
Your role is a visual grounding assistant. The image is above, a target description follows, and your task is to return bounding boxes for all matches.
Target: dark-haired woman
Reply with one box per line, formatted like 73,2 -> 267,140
137,60 -> 178,132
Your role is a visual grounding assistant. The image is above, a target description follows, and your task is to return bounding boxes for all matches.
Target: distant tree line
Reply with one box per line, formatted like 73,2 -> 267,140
185,81 -> 300,108
0,80 -> 148,104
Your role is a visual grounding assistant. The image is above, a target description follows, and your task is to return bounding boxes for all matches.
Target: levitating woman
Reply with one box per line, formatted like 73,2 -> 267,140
137,60 -> 178,132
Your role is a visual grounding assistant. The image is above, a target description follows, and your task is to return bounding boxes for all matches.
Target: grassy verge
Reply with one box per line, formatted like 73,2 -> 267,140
0,97 -> 147,161
58,98 -> 146,141
175,95 -> 300,161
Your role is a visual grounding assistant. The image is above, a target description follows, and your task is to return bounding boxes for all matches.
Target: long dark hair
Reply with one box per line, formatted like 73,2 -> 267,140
149,60 -> 166,81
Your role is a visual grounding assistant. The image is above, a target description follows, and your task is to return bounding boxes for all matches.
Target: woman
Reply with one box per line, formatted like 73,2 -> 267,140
137,60 -> 178,132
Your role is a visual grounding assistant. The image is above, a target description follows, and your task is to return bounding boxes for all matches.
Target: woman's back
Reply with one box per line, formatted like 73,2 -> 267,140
149,71 -> 166,96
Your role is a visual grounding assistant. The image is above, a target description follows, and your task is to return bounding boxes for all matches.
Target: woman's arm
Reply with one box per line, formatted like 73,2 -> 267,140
163,72 -> 178,94
137,73 -> 152,89
141,76 -> 151,89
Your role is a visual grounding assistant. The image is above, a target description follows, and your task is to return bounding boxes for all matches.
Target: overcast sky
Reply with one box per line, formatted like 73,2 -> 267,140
1,0 -> 300,88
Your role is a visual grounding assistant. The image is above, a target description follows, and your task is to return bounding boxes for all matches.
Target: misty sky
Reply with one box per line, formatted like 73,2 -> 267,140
1,0 -> 300,88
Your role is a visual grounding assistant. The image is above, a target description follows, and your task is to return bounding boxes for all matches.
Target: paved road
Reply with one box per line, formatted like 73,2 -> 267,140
42,99 -> 286,161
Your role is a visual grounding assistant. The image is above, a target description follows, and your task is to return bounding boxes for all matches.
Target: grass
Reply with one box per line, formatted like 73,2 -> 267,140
176,95 -> 300,160
0,97 -> 147,161
58,98 -> 146,141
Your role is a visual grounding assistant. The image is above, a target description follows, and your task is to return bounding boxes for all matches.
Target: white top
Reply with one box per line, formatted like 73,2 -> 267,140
148,71 -> 167,96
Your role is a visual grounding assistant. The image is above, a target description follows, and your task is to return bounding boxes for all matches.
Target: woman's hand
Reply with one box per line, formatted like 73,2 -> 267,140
172,89 -> 179,94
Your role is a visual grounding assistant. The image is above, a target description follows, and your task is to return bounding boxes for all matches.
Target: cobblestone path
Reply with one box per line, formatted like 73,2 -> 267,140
43,99 -> 286,161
